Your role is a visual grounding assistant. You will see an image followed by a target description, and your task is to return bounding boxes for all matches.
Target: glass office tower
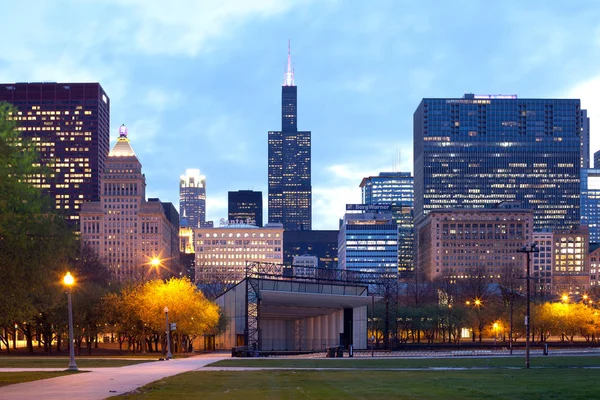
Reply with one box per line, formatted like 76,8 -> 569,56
360,172 -> 414,278
228,190 -> 263,227
0,82 -> 110,227
179,168 -> 206,229
414,94 -> 585,231
581,168 -> 600,243
268,43 -> 312,231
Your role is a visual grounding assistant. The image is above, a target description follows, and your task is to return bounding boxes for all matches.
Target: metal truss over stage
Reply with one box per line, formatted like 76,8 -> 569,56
243,261 -> 384,351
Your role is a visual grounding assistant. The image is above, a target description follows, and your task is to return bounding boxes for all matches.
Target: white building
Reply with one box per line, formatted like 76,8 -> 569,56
292,255 -> 318,278
194,223 -> 284,283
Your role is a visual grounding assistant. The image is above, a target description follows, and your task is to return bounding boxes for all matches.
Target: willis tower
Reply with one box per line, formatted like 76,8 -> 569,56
268,42 -> 312,231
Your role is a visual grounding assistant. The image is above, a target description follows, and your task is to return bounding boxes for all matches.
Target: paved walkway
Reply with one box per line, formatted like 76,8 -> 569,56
0,353 -> 226,400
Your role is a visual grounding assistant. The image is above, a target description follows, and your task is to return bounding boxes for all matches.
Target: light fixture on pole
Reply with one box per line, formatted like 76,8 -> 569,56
63,272 -> 78,371
164,306 -> 173,360
517,243 -> 539,369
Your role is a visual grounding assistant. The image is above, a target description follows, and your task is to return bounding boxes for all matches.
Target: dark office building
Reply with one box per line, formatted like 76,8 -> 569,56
0,82 -> 110,226
414,94 -> 586,231
283,230 -> 338,270
228,190 -> 263,226
268,43 -> 312,231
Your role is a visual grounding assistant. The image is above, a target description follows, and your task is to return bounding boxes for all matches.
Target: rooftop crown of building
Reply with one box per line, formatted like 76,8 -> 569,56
108,124 -> 136,157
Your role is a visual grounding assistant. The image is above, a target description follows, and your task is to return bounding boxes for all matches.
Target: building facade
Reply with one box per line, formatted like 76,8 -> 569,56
532,231 -> 554,296
80,125 -> 178,281
360,172 -> 414,278
414,94 -> 585,232
179,168 -> 206,229
552,225 -> 589,294
194,223 -> 284,283
268,44 -> 312,231
581,168 -> 600,243
338,205 -> 398,276
292,254 -> 319,278
1,82 -> 110,227
283,230 -> 339,270
416,205 -> 534,281
589,246 -> 600,287
228,190 -> 263,227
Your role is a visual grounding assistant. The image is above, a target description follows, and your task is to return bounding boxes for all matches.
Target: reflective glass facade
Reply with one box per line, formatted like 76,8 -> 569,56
283,230 -> 338,269
1,82 -> 110,227
228,190 -> 263,227
268,80 -> 312,231
179,169 -> 206,229
360,172 -> 414,278
414,94 -> 585,231
581,168 -> 600,243
338,211 -> 398,275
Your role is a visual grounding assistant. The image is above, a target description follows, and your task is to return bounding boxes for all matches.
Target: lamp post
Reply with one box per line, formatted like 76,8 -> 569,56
517,243 -> 539,369
63,272 -> 78,371
164,306 -> 173,360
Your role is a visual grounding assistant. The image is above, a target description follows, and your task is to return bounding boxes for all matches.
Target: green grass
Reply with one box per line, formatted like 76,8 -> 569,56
114,369 -> 600,399
0,371 -> 79,387
208,355 -> 600,369
0,357 -> 156,368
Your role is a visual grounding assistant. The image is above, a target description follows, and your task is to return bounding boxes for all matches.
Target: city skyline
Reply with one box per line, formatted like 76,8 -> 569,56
2,1 -> 600,229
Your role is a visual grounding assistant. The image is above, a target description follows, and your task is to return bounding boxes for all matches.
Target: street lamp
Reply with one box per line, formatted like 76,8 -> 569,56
164,306 -> 173,360
517,243 -> 539,369
63,272 -> 78,371
561,294 -> 569,303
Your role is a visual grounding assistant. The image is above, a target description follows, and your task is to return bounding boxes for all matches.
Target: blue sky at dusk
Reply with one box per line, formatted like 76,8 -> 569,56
2,0 -> 600,229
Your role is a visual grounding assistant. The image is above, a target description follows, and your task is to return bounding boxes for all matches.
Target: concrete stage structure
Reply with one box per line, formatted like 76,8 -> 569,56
214,262 -> 373,352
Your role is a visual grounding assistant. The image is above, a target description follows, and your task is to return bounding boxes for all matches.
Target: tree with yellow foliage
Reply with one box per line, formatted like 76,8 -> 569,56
103,277 -> 220,354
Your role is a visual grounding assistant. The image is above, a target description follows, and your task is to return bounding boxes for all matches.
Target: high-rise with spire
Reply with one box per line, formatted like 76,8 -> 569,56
268,41 -> 312,231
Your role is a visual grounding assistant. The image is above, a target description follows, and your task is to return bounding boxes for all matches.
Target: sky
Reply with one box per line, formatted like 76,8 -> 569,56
2,0 -> 600,230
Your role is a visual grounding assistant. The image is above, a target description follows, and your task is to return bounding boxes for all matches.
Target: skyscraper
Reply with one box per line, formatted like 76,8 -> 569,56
268,42 -> 312,231
414,94 -> 585,231
0,82 -> 110,226
338,205 -> 398,275
179,168 -> 206,229
581,168 -> 600,243
360,172 -> 414,278
80,125 -> 178,281
228,190 -> 263,226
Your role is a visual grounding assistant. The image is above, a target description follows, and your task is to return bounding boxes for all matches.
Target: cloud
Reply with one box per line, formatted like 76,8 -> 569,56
125,117 -> 162,154
565,75 -> 600,156
313,185 -> 360,230
142,88 -> 183,112
206,191 -> 230,223
105,0 -> 314,56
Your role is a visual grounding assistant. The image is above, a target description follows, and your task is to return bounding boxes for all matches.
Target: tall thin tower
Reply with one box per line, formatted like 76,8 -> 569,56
179,169 -> 206,229
268,41 -> 312,231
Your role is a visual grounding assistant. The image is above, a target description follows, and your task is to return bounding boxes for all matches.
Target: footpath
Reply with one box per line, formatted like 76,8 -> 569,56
0,353 -> 226,400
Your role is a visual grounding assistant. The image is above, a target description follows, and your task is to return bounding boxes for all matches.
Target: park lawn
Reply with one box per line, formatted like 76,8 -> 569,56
114,369 -> 600,399
0,371 -> 79,387
0,357 -> 156,368
209,355 -> 600,369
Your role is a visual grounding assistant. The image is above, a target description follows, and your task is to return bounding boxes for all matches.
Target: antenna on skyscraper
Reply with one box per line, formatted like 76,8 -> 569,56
393,149 -> 401,172
284,39 -> 295,86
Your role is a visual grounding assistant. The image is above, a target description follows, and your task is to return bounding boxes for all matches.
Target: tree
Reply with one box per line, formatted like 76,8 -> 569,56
0,102 -> 76,352
103,278 -> 220,354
